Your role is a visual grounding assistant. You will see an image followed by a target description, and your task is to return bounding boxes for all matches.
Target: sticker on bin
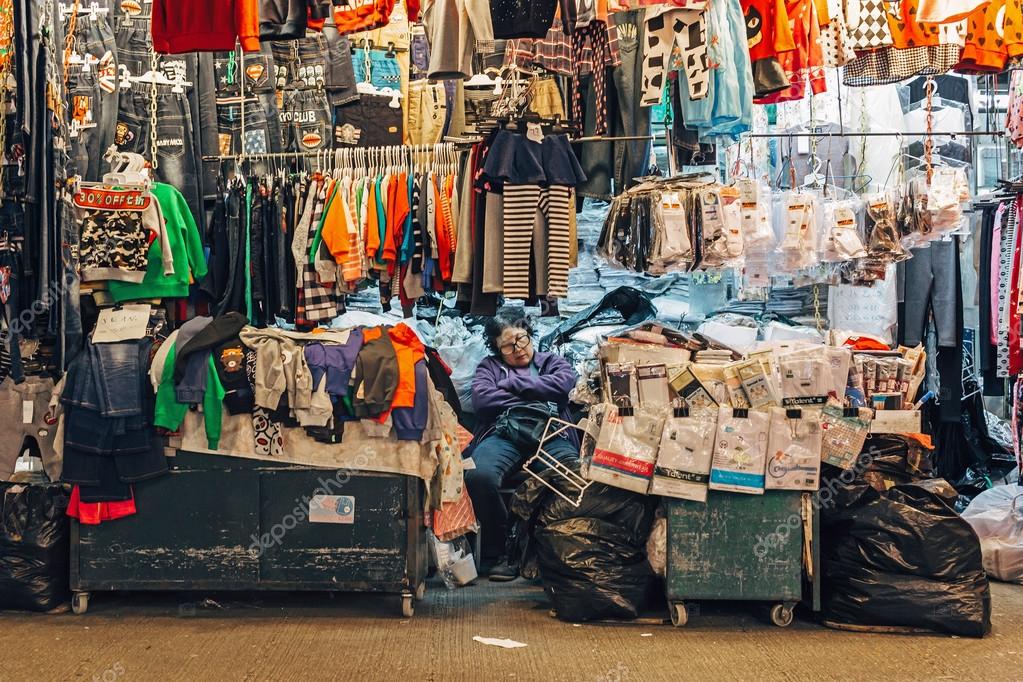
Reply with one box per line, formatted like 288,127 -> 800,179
309,495 -> 355,524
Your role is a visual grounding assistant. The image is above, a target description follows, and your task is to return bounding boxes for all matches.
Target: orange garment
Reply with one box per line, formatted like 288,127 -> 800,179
333,0 -> 397,35
756,0 -> 825,103
386,173 -> 411,275
341,181 -> 365,283
321,181 -> 351,262
743,0 -> 796,63
436,176 -> 455,281
1008,0 -> 1023,60
958,0 -> 1018,71
386,323 -> 426,410
886,0 -> 942,48
382,175 -> 401,267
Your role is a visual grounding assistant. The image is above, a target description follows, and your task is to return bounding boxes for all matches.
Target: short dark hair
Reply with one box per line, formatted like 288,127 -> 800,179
484,309 -> 534,355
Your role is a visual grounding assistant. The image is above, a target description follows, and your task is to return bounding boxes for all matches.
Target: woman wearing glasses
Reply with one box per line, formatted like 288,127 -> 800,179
464,309 -> 579,581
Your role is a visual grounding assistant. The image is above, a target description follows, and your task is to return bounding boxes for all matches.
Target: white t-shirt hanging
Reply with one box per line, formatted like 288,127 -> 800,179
917,0 -> 989,23
904,106 -> 967,146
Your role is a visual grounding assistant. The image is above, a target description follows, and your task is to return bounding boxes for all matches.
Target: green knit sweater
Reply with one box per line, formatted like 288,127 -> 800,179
109,183 -> 208,302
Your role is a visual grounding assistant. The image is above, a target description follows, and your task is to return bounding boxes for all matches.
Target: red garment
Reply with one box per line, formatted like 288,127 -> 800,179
152,0 -> 260,53
67,486 -> 138,525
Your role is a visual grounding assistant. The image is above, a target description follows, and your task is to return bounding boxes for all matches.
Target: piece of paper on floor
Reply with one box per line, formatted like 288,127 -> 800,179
641,633 -> 653,637
473,636 -> 527,649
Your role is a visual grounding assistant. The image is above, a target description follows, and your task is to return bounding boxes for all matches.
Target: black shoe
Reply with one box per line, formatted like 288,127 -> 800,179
488,559 -> 519,582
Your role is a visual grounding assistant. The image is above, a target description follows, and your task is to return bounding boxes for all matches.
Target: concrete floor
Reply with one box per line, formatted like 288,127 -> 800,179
2,580 -> 1022,681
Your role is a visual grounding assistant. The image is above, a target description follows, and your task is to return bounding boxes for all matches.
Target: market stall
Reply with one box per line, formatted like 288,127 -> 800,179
0,0 -> 1019,640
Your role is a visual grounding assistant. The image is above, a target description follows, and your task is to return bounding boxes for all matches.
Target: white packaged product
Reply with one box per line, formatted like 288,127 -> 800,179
708,407 -> 770,495
764,407 -> 823,491
650,408 -> 719,502
588,405 -> 664,494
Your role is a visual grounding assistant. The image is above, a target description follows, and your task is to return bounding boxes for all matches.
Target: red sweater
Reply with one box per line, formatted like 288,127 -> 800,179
152,0 -> 261,54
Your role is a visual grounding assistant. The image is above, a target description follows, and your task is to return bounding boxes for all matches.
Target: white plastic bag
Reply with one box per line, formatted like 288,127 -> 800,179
961,486 -> 1023,583
434,317 -> 489,414
646,514 -> 667,578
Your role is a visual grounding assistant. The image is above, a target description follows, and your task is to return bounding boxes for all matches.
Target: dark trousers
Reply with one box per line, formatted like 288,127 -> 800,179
465,432 -> 578,559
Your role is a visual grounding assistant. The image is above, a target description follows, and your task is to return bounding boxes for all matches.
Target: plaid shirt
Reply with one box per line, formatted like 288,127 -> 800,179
571,21 -> 620,135
503,21 -> 620,77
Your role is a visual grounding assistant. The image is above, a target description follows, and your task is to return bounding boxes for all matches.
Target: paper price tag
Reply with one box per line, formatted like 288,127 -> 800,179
22,400 -> 32,424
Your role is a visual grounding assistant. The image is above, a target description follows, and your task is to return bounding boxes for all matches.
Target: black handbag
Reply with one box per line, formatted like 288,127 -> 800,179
494,401 -> 559,451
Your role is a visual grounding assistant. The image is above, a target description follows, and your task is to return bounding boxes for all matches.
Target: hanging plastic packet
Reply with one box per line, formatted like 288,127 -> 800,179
765,407 -> 823,491
699,188 -> 730,268
738,179 -> 774,247
925,166 -> 970,239
649,188 -> 693,273
719,185 -> 744,263
650,406 -> 718,502
864,191 -> 909,262
708,407 -> 770,495
777,192 -> 819,271
587,404 -> 665,494
820,406 -> 872,470
822,200 -> 867,261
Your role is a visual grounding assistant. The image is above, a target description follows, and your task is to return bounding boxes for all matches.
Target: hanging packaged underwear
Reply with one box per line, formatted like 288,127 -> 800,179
776,192 -> 819,271
822,200 -> 867,262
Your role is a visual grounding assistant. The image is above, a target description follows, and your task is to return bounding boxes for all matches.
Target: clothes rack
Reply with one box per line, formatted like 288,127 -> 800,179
741,130 -> 1002,138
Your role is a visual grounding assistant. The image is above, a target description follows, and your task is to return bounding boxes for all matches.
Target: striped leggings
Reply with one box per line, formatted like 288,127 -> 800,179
502,184 -> 573,299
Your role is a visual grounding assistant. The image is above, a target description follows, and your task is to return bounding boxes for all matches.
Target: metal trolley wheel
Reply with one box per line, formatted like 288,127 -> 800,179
401,592 -> 415,618
770,603 -> 794,627
72,592 -> 90,615
670,601 -> 688,627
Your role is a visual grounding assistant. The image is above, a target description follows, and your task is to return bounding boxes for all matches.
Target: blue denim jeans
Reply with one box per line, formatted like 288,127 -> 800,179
88,340 -> 147,418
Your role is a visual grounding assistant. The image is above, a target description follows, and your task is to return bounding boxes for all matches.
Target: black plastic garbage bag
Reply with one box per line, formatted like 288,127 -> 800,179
535,517 -> 654,622
822,478 -> 991,637
508,463 -> 657,621
538,286 -> 656,351
0,482 -> 71,611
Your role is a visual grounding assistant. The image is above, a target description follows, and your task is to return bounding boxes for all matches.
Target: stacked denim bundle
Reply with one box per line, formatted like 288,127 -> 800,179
60,339 -> 167,502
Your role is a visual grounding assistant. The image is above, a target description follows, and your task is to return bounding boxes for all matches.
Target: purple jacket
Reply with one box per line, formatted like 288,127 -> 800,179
470,351 -> 578,445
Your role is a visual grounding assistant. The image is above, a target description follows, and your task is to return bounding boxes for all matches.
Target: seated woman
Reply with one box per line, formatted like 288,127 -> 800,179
464,310 -> 579,581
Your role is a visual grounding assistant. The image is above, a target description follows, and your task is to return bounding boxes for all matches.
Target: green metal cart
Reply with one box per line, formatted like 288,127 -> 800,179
664,490 -> 820,627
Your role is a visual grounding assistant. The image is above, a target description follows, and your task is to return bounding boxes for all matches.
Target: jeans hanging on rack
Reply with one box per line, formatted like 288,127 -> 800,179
611,8 -> 652,192
114,89 -> 203,229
